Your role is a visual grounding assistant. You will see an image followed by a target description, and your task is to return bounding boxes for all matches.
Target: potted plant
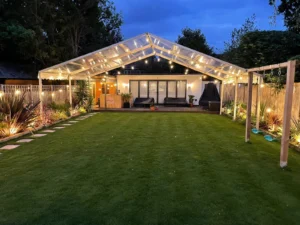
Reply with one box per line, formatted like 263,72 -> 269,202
188,95 -> 195,107
150,102 -> 155,111
121,93 -> 132,108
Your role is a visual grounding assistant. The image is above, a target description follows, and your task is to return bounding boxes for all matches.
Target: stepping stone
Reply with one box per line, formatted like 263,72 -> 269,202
62,124 -> 72,126
0,145 -> 20,150
54,127 -> 65,129
69,121 -> 78,123
31,134 -> 47,138
41,130 -> 55,133
17,139 -> 34,143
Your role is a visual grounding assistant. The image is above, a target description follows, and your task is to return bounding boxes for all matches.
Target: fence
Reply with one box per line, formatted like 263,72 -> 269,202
223,83 -> 300,120
0,84 -> 76,106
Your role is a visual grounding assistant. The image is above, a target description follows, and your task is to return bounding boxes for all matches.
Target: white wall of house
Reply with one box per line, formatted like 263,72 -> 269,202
116,74 -> 220,105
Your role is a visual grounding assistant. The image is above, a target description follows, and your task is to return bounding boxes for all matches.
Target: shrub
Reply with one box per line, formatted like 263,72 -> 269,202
48,102 -> 71,117
0,92 -> 40,138
49,111 -> 68,122
291,118 -> 300,145
78,107 -> 87,114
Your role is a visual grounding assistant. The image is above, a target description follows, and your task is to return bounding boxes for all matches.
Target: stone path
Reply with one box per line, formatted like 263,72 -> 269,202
0,113 -> 98,153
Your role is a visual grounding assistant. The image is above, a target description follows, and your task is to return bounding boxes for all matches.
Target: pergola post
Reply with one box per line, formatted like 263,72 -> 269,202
38,73 -> 43,120
68,76 -> 72,114
256,77 -> 262,130
280,60 -> 296,168
233,77 -> 238,121
245,72 -> 253,142
219,82 -> 224,115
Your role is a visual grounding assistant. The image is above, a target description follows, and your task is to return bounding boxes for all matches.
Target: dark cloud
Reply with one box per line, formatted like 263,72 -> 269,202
113,0 -> 285,52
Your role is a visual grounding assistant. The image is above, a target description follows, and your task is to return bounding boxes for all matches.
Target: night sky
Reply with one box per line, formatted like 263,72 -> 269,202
113,0 -> 285,52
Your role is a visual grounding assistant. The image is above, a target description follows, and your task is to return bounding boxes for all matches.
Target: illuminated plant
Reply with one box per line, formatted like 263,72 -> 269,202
267,113 -> 282,132
0,92 -> 40,137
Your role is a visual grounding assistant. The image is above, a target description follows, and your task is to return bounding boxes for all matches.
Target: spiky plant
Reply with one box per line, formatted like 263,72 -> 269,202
0,92 -> 40,137
267,113 -> 282,132
75,80 -> 93,112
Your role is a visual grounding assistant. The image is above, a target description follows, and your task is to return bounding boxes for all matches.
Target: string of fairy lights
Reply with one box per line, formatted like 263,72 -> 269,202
40,34 -> 247,84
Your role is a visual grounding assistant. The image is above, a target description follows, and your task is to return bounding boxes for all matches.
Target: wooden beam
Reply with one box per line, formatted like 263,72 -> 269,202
233,77 -> 238,121
280,60 -> 296,168
68,76 -> 72,114
245,72 -> 253,142
248,62 -> 288,72
256,77 -> 262,130
38,73 -> 43,120
220,82 -> 224,115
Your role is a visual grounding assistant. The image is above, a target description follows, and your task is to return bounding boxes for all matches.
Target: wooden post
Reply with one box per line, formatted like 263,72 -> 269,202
245,72 -> 253,142
280,60 -> 296,168
219,82 -> 224,115
256,77 -> 262,130
38,73 -> 43,120
233,77 -> 238,120
105,82 -> 107,109
68,76 -> 72,110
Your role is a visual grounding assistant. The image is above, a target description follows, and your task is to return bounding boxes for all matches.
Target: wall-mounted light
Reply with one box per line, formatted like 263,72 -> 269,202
187,83 -> 193,88
123,83 -> 129,88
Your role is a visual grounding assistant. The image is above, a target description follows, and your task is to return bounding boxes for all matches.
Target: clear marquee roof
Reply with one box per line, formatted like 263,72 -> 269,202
39,33 -> 261,84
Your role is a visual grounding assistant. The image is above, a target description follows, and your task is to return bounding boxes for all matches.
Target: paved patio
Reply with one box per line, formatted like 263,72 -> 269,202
93,105 -> 218,113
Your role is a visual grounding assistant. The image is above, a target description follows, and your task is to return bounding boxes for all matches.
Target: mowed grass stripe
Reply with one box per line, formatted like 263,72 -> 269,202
0,113 -> 300,225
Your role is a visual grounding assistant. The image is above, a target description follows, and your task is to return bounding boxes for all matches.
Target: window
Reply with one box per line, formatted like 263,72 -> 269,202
129,80 -> 187,103
130,81 -> 139,101
168,81 -> 176,98
140,81 -> 148,97
177,81 -> 186,98
149,81 -> 157,103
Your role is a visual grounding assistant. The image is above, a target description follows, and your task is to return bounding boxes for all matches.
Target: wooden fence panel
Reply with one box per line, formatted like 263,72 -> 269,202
223,83 -> 300,120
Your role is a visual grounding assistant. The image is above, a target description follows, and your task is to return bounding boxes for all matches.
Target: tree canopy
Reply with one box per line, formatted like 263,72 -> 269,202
0,0 -> 122,74
176,28 -> 214,55
223,30 -> 300,68
269,0 -> 300,34
222,15 -> 258,64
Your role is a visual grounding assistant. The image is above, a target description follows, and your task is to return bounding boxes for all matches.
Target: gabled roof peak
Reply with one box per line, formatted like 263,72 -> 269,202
39,33 -> 257,83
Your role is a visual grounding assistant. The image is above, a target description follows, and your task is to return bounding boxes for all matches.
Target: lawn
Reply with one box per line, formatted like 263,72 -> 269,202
0,113 -> 300,225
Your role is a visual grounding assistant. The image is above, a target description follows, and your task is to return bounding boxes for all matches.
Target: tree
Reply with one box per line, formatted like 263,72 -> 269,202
269,0 -> 300,34
176,28 -> 213,55
222,14 -> 258,63
224,30 -> 300,81
229,31 -> 300,68
0,0 -> 123,74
